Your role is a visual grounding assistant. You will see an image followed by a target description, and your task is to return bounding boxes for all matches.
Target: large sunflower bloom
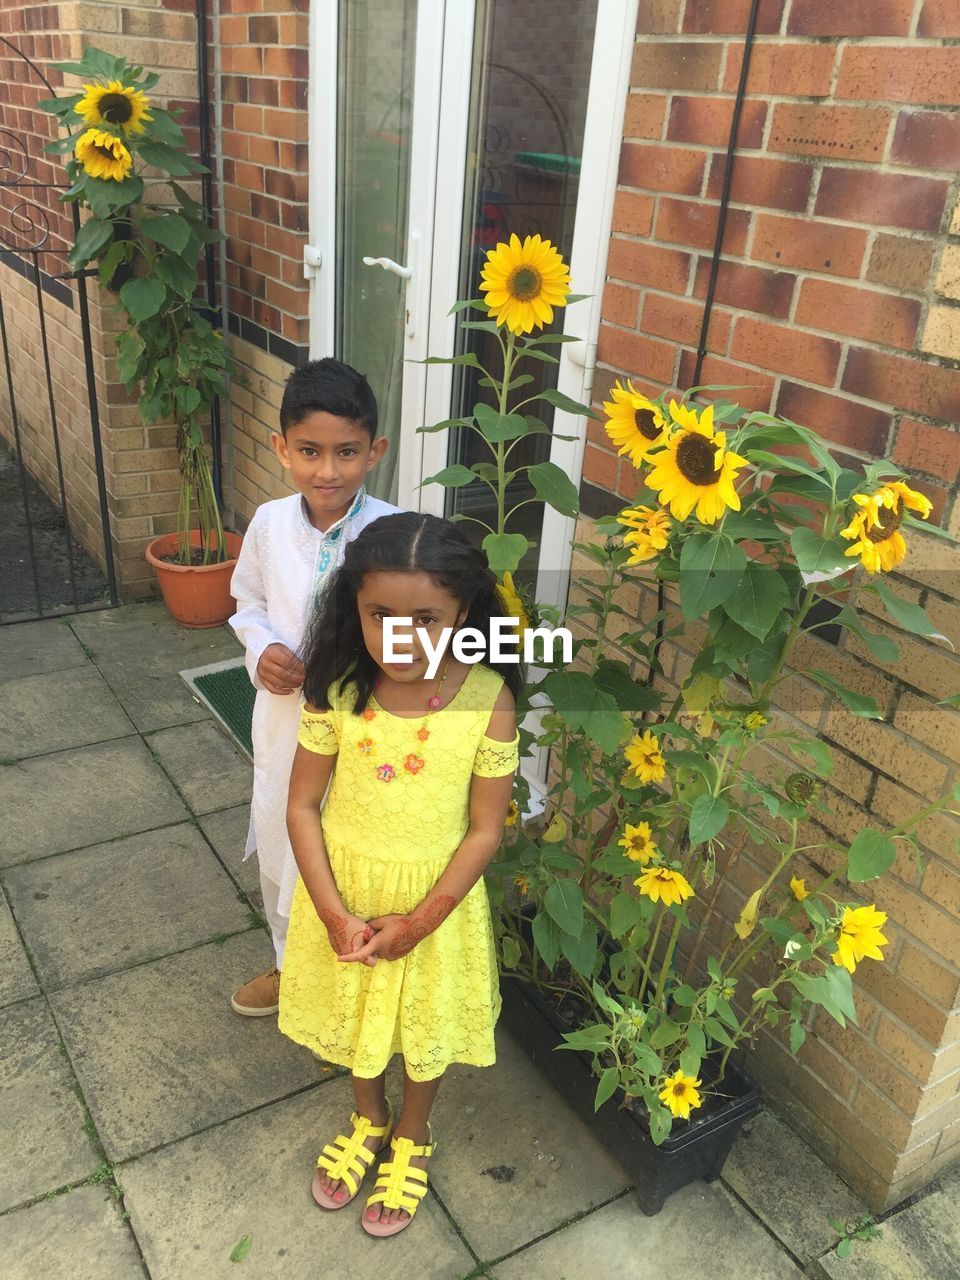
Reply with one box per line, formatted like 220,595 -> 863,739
624,730 -> 666,783
618,820 -> 658,864
619,506 -> 672,566
635,865 -> 694,907
840,480 -> 932,575
659,1070 -> 703,1120
602,378 -> 668,467
75,129 -> 134,182
833,904 -> 888,974
479,234 -> 570,335
645,399 -> 747,524
76,81 -> 152,135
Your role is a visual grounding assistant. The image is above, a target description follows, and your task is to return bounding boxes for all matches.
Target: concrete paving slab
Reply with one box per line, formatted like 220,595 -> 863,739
50,931 -> 319,1162
817,1165 -> 960,1280
6,823 -> 254,989
0,895 -> 38,1006
198,804 -> 262,905
0,619 -> 90,683
492,1181 -> 803,1280
117,1084 -> 476,1280
723,1108 -> 868,1263
0,737 -> 188,867
0,998 -> 96,1212
147,721 -> 253,815
430,1030 -> 630,1260
0,665 -> 134,760
0,1184 -> 143,1280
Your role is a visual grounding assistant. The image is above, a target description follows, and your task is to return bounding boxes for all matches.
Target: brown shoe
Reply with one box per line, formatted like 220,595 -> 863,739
231,967 -> 281,1016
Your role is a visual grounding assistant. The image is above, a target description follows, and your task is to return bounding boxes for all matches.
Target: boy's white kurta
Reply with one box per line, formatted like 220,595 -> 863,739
229,488 -> 397,919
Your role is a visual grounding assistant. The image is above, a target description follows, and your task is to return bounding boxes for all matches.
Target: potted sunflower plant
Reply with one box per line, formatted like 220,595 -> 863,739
422,234 -> 960,1213
40,45 -> 239,626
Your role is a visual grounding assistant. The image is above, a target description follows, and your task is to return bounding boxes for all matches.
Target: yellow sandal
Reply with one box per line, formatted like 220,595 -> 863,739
311,1103 -> 394,1210
362,1125 -> 436,1238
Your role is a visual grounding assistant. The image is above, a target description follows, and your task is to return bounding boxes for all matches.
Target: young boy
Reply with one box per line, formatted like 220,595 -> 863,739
229,358 -> 397,1015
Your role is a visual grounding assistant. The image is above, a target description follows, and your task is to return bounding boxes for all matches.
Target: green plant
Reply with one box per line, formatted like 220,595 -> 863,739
40,45 -> 231,564
828,1213 -> 882,1259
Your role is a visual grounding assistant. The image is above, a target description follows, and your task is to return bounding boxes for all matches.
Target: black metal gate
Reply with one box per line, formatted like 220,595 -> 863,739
0,37 -> 118,623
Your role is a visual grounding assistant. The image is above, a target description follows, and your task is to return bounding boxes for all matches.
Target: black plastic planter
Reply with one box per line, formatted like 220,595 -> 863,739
500,975 -> 762,1215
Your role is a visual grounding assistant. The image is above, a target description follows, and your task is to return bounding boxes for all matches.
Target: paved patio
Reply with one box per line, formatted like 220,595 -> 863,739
1,601 -> 957,1279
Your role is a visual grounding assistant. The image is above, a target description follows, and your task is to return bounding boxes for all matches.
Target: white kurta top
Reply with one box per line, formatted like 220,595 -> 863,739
229,488 -> 398,916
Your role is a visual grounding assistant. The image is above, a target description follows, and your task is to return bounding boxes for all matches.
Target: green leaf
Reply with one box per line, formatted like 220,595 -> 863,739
422,464 -> 476,488
155,252 -> 198,298
790,528 -> 850,584
421,351 -> 481,367
68,217 -> 113,268
230,1234 -> 252,1263
650,1018 -> 682,1049
679,1046 -> 702,1078
535,386 -> 598,418
725,562 -> 790,640
175,385 -> 202,417
689,794 -> 729,846
593,659 -> 661,712
544,879 -> 584,935
748,450 -> 832,486
808,670 -> 883,720
447,297 -> 486,315
474,402 -> 528,443
830,608 -> 899,664
610,891 -> 647,939
531,910 -> 560,970
648,1105 -> 672,1146
687,1022 -> 706,1057
594,1066 -> 620,1111
516,346 -> 559,365
704,1016 -> 735,1047
119,277 -> 166,322
500,935 -> 521,969
679,534 -> 746,620
870,582 -> 946,641
527,460 -> 580,518
847,828 -> 896,882
789,1021 -> 806,1054
417,416 -> 471,435
560,922 -> 597,978
836,1238 -> 852,1260
139,211 -> 192,253
138,140 -> 206,175
482,532 -> 529,575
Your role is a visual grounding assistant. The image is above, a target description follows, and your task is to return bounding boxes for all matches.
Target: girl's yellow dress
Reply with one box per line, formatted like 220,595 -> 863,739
278,662 -> 518,1080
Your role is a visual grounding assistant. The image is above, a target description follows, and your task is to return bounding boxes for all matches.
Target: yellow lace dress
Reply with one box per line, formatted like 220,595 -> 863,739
277,662 -> 518,1080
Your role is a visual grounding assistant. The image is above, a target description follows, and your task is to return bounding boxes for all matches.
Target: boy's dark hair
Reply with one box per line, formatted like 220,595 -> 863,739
279,357 -> 378,439
301,512 -> 523,712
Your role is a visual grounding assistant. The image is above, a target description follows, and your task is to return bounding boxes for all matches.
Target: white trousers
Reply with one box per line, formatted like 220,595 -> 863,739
260,871 -> 289,969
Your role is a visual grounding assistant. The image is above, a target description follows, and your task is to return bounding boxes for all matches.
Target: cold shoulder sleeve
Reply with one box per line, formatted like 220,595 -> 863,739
297,684 -> 341,755
473,731 -> 519,778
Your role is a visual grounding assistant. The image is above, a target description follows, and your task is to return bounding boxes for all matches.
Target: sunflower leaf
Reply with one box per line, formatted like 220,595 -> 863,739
808,670 -> 883,720
473,402 -> 528,443
869,582 -> 947,641
534,387 -> 599,419
482,532 -> 529,575
688,794 -> 729,846
594,1067 -> 621,1111
119,276 -> 166,322
68,216 -> 114,268
527,460 -> 579,517
531,910 -> 560,970
679,534 -> 746,620
847,828 -> 896,882
421,465 -> 476,488
139,212 -> 192,253
724,562 -> 790,639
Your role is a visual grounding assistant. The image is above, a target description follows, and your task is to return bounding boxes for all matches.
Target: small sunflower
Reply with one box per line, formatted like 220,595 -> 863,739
634,865 -> 694,907
659,1070 -> 703,1120
840,480 -> 932,575
602,378 -> 668,468
498,571 -> 530,637
505,800 -> 520,828
618,820 -> 658,864
624,730 -> 666,784
619,506 -> 672,566
789,876 -> 808,902
75,129 -> 133,182
645,399 -> 747,525
833,904 -> 888,974
479,233 -> 571,335
513,873 -> 530,896
743,711 -> 767,732
76,80 -> 152,135
734,889 -> 762,940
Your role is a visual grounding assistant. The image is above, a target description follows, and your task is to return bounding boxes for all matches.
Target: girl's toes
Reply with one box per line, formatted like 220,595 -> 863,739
366,1206 -> 380,1222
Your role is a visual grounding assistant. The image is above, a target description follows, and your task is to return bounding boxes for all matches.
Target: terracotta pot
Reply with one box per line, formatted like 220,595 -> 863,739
145,530 -> 243,628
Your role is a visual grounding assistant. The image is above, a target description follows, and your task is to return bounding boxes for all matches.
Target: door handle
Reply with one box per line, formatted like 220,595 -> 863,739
361,231 -> 419,338
361,255 -> 412,279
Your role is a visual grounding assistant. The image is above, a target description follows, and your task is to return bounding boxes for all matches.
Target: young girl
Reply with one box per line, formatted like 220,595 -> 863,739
278,512 -> 520,1238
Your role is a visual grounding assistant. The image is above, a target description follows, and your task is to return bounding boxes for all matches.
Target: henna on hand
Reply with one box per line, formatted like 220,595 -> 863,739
390,895 -> 457,959
319,908 -> 352,955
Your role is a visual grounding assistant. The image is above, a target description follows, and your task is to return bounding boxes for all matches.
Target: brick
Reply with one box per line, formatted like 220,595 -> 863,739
838,47 -> 960,109
921,861 -> 960,921
683,0 -> 785,32
918,0 -> 960,36
643,293 -> 731,350
635,0 -> 682,32
815,168 -> 948,235
632,42 -> 722,92
623,92 -> 667,140
676,351 -> 775,412
769,103 -> 892,165
619,142 -> 706,195
827,708 -> 949,799
706,153 -> 812,212
788,0 -> 915,35
797,1034 -> 857,1101
920,306 -> 960,362
897,940 -> 960,1013
262,109 -> 309,142
843,348 -> 960,423
607,238 -> 691,293
596,325 -> 677,383
935,244 -> 960,300
611,189 -> 655,237
815,1021 -> 922,1114
731,315 -> 839,386
866,235 -> 935,295
582,441 -> 618,490
656,197 -> 749,254
751,212 -> 867,279
891,111 -> 960,172
601,282 -> 640,328
693,258 -> 795,319
796,280 -> 920,351
724,42 -> 835,97
263,47 -> 309,79
668,95 -> 766,149
249,13 -> 278,42
861,928 -> 960,1028
893,420 -> 960,482
775,383 -> 891,456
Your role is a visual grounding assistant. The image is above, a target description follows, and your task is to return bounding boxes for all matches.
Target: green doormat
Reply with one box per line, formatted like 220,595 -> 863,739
180,657 -> 255,760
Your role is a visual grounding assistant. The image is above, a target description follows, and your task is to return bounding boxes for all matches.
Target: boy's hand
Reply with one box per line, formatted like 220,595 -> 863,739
257,643 -> 305,694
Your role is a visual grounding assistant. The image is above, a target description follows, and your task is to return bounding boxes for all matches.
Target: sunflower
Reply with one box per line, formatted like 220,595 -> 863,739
789,876 -> 808,902
498,571 -> 530,637
602,379 -> 668,468
832,904 -> 888,974
619,506 -> 672,566
743,711 -> 767,732
734,888 -> 762,940
624,730 -> 666,784
634,865 -> 694,907
840,480 -> 932,575
76,80 -> 152,135
618,820 -> 658,864
479,233 -> 571,335
505,800 -> 520,828
659,1070 -> 703,1120
645,399 -> 747,524
75,129 -> 133,182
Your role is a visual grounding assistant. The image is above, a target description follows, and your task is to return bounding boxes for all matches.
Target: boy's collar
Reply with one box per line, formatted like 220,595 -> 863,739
300,485 -> 367,538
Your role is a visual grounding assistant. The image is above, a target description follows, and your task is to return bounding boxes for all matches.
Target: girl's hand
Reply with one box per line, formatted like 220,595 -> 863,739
339,898 -> 456,964
319,908 -> 375,965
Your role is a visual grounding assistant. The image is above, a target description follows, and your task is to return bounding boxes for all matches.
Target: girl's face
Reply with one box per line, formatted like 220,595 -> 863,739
356,570 -> 467,685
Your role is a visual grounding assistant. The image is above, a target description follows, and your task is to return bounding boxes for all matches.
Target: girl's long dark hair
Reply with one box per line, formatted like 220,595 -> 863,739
301,512 -> 524,712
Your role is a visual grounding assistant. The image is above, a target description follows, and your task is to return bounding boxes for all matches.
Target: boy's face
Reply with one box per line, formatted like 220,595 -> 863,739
273,411 -> 387,530
356,570 -> 467,687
